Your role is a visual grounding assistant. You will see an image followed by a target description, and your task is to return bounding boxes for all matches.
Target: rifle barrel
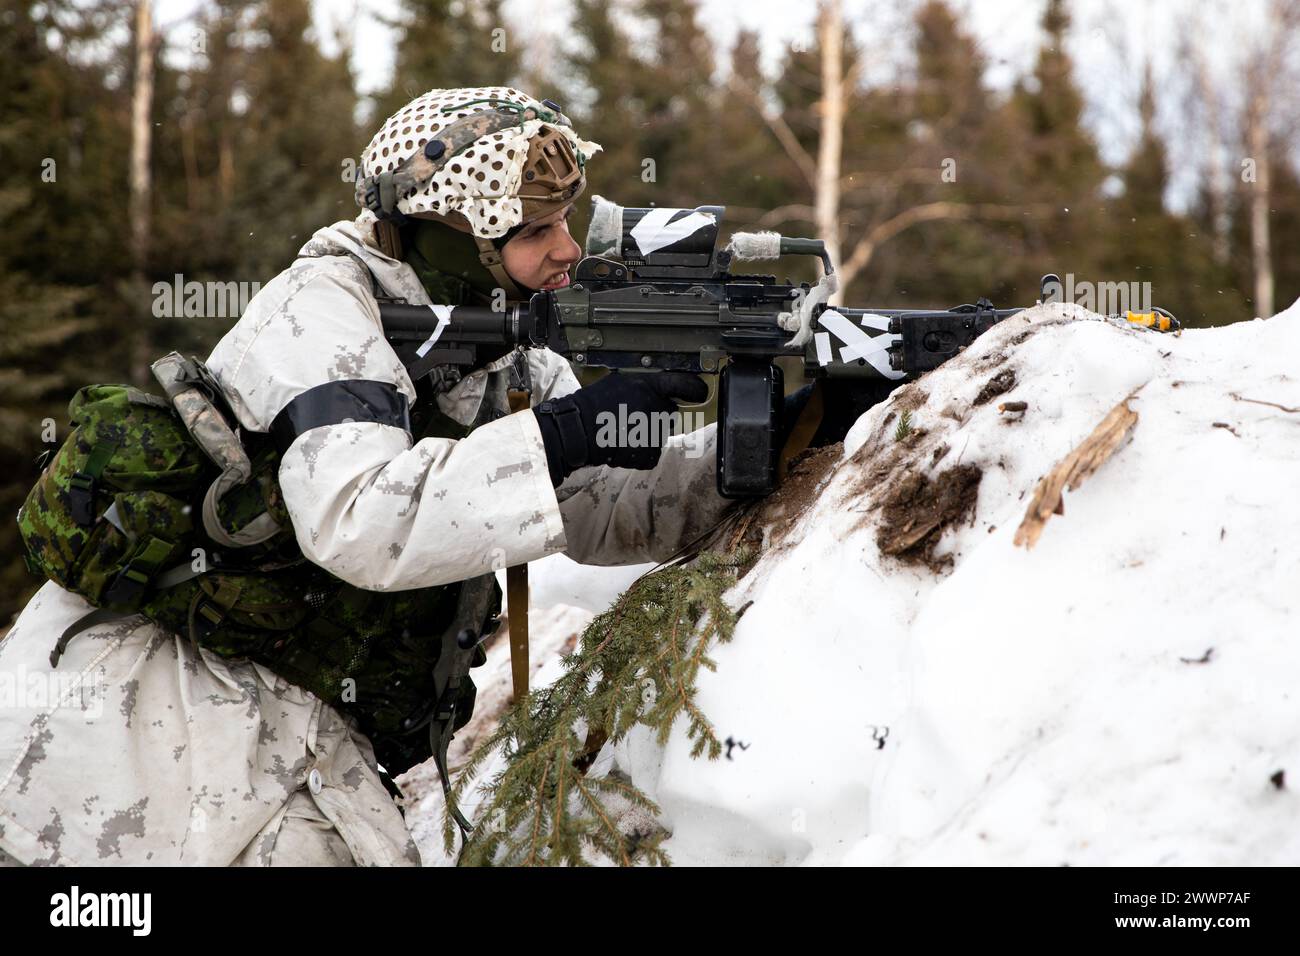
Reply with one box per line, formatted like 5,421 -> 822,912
379,302 -> 531,344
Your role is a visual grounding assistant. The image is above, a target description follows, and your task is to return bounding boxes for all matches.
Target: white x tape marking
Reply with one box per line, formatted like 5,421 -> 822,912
414,304 -> 454,358
630,208 -> 716,256
817,309 -> 905,379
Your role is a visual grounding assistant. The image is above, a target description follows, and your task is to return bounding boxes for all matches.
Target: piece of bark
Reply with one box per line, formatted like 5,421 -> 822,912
1014,392 -> 1140,549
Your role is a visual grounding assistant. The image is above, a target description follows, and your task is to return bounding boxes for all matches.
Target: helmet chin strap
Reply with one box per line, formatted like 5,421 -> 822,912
472,235 -> 530,300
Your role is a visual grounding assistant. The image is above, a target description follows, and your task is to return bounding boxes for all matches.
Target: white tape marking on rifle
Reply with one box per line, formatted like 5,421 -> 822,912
630,208 -> 715,256
414,304 -> 454,358
814,331 -> 833,367
858,313 -> 892,332
818,309 -> 906,380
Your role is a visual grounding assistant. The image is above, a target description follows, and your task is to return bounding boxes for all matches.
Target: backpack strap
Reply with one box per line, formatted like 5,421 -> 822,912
49,545 -> 205,668
47,554 -> 217,667
152,352 -> 283,549
50,607 -> 127,667
188,577 -> 246,638
101,536 -> 178,607
67,440 -> 117,527
376,573 -> 497,840
430,573 -> 497,840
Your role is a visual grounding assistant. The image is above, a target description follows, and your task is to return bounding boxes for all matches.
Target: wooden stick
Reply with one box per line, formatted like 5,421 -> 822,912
1014,391 -> 1141,549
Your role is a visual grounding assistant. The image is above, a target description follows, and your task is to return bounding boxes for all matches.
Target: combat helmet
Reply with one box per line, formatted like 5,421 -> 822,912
355,86 -> 602,299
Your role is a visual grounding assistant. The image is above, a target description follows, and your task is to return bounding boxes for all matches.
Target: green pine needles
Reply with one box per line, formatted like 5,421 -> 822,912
447,545 -> 754,866
894,408 -> 914,442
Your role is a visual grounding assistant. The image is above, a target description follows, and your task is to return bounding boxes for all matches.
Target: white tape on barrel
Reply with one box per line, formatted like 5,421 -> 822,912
814,331 -> 833,367
630,208 -> 715,256
818,309 -> 905,380
415,304 -> 454,358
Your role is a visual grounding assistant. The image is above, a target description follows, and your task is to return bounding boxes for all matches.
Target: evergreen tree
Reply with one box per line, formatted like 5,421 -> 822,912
563,0 -> 664,212
1226,145 -> 1300,321
376,0 -> 523,123
713,29 -> 803,217
1009,0 -> 1105,201
913,0 -> 987,135
874,0 -> 1026,309
0,0 -> 134,621
634,0 -> 720,205
1266,158 -> 1300,315
999,0 -> 1106,297
231,0 -> 360,275
1103,64 -> 1246,327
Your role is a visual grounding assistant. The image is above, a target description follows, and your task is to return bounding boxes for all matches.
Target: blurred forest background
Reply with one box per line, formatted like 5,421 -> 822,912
2,0 -> 1300,619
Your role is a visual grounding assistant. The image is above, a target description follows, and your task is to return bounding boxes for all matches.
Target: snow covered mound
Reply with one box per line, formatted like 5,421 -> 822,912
606,300 -> 1300,865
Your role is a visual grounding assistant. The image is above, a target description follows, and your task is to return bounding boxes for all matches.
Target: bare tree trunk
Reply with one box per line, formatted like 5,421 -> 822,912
1241,0 -> 1300,319
1246,76 -> 1274,318
1192,43 -> 1229,264
815,0 -> 844,300
128,0 -> 155,384
218,125 -> 235,204
181,111 -> 200,214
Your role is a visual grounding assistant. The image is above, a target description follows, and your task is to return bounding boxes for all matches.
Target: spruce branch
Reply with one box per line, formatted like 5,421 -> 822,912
448,545 -> 753,866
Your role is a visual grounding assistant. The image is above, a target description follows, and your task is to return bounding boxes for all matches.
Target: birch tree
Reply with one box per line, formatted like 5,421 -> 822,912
129,0 -> 156,383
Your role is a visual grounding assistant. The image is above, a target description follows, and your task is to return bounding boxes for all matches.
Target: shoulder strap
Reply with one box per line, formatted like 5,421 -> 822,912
152,352 -> 282,549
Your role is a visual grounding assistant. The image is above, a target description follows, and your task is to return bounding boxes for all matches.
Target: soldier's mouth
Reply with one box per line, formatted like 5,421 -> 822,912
539,272 -> 571,291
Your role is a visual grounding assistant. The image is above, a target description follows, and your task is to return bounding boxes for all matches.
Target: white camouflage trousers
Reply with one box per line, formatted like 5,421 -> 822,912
0,583 -> 420,866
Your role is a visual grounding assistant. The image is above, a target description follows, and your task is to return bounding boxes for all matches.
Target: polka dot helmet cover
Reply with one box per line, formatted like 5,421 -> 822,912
358,86 -> 603,239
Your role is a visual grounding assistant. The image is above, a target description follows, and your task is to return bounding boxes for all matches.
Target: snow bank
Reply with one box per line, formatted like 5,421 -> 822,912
400,551 -> 652,862
409,300 -> 1300,865
399,600 -> 595,865
615,300 -> 1300,865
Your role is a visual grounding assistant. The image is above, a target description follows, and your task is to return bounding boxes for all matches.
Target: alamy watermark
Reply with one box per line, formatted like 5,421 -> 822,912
0,665 -> 104,720
152,274 -> 262,319
50,886 -> 151,935
594,405 -> 710,459
1042,273 -> 1152,315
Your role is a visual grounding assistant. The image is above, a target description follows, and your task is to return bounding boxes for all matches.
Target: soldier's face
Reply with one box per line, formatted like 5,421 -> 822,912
502,204 -> 581,292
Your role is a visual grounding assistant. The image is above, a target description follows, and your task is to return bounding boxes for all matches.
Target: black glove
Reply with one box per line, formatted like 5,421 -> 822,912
532,370 -> 708,486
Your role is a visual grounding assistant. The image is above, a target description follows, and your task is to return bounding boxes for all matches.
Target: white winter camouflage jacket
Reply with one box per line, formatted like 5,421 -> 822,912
0,216 -> 734,866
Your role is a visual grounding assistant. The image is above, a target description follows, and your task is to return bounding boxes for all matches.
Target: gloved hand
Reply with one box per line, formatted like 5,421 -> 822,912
532,370 -> 708,486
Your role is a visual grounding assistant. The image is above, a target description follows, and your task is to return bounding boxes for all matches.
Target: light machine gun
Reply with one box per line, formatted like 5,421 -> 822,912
379,197 -> 1178,497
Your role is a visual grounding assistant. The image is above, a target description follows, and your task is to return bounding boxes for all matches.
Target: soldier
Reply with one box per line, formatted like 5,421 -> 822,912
0,87 -> 757,866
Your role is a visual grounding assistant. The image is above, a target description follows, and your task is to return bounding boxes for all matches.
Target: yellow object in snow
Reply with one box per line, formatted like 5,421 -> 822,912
1125,310 -> 1180,333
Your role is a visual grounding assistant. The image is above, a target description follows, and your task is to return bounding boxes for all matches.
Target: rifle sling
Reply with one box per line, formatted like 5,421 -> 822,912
505,387 -> 532,705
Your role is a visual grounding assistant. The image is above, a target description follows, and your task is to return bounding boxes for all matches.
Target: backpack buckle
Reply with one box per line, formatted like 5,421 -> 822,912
67,471 -> 99,526
191,598 -> 225,636
188,577 -> 244,640
102,564 -> 150,607
67,439 -> 117,527
102,536 -> 175,609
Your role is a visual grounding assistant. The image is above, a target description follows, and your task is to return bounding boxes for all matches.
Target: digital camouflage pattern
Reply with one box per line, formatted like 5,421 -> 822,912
17,369 -> 489,780
18,385 -> 208,612
0,213 -> 738,867
0,582 -> 422,866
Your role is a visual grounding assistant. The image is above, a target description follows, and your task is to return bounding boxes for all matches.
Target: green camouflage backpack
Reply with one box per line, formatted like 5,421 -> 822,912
17,352 -> 495,809
19,382 -> 208,620
17,353 -> 311,665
